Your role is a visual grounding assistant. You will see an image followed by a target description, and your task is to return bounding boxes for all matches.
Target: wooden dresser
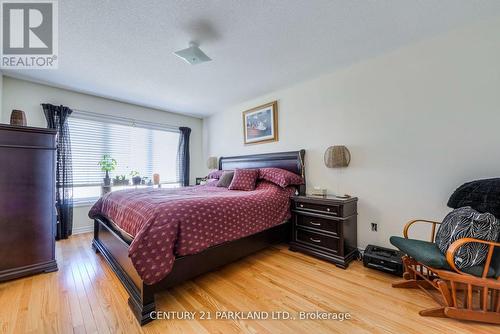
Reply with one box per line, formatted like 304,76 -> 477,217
0,124 -> 58,281
289,195 -> 358,268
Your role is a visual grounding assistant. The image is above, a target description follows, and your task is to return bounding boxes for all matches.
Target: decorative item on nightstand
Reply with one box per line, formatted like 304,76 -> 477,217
324,145 -> 351,198
310,186 -> 327,197
289,195 -> 358,268
196,177 -> 207,185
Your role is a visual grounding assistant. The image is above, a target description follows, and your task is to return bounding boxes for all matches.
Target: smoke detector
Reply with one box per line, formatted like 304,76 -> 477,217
174,42 -> 212,65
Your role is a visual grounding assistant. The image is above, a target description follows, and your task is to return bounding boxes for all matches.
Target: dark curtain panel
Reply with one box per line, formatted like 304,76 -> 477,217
177,127 -> 191,187
42,104 -> 74,240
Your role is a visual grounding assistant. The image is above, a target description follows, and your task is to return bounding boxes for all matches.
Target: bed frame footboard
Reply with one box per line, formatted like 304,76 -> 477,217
93,217 -> 290,325
92,220 -> 155,324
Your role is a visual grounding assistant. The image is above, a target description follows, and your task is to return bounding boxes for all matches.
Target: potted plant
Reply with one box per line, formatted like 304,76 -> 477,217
113,175 -> 129,186
130,170 -> 142,186
98,154 -> 117,186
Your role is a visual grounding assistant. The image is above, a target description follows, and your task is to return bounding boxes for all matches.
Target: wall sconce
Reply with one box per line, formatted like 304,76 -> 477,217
324,145 -> 351,168
324,145 -> 351,198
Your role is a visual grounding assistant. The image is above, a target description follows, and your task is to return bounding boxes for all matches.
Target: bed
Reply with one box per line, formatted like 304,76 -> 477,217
91,150 -> 306,325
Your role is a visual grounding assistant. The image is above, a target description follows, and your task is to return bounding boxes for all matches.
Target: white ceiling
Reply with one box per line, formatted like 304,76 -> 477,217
4,0 -> 500,117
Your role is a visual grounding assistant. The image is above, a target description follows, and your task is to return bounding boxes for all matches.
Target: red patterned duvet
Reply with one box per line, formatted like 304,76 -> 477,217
89,181 -> 295,284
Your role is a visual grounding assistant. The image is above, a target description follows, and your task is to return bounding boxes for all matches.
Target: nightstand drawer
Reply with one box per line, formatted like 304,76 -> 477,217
295,201 -> 339,216
295,229 -> 339,253
296,214 -> 338,235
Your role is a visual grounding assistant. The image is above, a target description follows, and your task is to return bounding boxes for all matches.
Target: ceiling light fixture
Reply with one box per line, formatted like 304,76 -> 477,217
174,42 -> 212,65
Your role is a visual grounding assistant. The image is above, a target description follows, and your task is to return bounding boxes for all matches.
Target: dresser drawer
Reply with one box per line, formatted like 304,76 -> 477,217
295,201 -> 339,216
296,214 -> 339,235
295,229 -> 339,253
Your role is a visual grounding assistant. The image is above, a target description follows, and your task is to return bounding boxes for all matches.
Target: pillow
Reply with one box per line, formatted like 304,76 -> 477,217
258,167 -> 304,188
207,170 -> 224,179
435,206 -> 500,269
217,171 -> 235,188
205,179 -> 219,186
228,169 -> 259,191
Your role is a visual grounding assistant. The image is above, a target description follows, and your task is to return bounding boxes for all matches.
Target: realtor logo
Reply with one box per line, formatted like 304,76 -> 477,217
1,0 -> 58,68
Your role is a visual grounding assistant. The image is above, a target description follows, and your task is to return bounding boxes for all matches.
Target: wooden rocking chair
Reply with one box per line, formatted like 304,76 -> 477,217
390,219 -> 500,324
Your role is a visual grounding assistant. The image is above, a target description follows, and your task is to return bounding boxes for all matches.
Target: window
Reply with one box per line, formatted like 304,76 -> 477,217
69,111 -> 180,203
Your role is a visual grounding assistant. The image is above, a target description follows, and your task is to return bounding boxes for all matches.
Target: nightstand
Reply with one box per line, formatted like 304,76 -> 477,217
289,195 -> 358,268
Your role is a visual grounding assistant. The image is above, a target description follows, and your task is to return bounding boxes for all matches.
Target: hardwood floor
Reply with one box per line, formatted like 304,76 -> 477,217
0,233 -> 497,333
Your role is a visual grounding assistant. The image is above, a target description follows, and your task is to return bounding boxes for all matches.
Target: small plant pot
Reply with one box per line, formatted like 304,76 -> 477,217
132,176 -> 142,185
113,179 -> 129,186
103,170 -> 111,186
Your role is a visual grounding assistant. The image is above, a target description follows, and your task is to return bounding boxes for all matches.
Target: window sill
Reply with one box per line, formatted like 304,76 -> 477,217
73,198 -> 99,207
72,183 -> 181,208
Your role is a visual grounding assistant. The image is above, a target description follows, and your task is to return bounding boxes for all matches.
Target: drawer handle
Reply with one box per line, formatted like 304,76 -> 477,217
326,208 -> 330,212
309,221 -> 321,226
310,237 -> 322,243
299,204 -> 304,208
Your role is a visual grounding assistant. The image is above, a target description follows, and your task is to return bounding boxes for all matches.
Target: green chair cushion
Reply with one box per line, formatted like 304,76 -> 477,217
390,236 -> 445,267
389,236 -> 496,278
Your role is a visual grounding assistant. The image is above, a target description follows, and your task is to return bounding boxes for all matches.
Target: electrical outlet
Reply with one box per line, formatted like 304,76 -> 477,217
371,223 -> 378,232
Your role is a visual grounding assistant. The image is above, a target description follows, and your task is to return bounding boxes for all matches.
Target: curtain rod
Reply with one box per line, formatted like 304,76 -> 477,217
41,105 -> 180,132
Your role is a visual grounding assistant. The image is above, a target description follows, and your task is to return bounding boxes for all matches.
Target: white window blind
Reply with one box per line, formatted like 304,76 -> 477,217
69,111 -> 180,201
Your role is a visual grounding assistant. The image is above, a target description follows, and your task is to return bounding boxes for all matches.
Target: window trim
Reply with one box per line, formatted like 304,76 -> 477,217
72,109 -> 181,133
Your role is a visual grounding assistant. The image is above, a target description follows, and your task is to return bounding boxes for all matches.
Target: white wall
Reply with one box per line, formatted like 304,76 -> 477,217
2,77 -> 204,234
204,17 -> 500,249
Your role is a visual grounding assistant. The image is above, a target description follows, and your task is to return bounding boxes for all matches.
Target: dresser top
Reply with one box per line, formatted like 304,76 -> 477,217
0,123 -> 56,135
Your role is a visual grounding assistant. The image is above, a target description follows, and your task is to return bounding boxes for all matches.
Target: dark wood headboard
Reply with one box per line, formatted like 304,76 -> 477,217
219,150 -> 306,195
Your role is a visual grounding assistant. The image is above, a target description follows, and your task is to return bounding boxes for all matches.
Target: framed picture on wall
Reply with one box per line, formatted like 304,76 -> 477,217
242,101 -> 278,145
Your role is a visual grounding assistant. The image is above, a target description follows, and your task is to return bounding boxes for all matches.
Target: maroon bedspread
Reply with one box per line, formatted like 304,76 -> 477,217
89,181 -> 295,284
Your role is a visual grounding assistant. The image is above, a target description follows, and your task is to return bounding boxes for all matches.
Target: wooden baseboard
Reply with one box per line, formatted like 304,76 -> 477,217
289,242 -> 358,269
72,224 -> 94,235
0,260 -> 58,282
